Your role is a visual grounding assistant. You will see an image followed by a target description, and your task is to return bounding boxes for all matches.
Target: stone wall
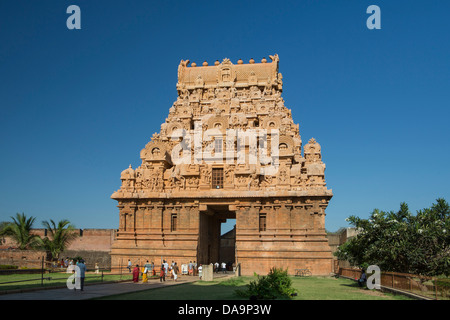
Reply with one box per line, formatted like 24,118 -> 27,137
61,250 -> 111,269
325,228 -> 360,271
0,249 -> 111,270
0,229 -> 116,252
326,233 -> 341,256
0,249 -> 45,269
0,229 -> 115,269
67,229 -> 116,252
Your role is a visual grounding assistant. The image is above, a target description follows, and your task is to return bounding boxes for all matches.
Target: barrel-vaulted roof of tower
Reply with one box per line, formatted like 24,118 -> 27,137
176,54 -> 282,91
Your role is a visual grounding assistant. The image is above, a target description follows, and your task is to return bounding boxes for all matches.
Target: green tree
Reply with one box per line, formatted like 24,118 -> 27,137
335,199 -> 449,276
0,213 -> 41,250
40,219 -> 78,261
407,199 -> 450,276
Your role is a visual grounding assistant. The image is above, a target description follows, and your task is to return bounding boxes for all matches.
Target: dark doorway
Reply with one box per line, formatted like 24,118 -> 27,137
197,206 -> 236,267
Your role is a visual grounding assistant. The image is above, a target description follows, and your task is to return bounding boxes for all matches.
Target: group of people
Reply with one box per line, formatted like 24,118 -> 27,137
127,259 -> 157,283
127,259 -> 181,283
187,261 -> 199,276
60,257 -> 100,274
214,262 -> 229,273
127,258 -> 233,283
159,260 -> 180,282
59,258 -> 77,270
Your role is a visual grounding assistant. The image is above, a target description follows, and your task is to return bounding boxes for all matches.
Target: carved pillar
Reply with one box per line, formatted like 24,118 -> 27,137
285,203 -> 293,232
271,202 -> 282,232
178,205 -> 186,232
163,204 -> 173,233
118,204 -> 125,231
235,205 -> 250,234
119,212 -> 126,232
153,203 -> 164,233
310,199 -> 327,231
291,205 -> 304,231
305,200 -> 314,230
189,205 -> 200,231
135,205 -> 145,231
277,203 -> 291,232
143,204 -> 151,230
248,204 -> 260,232
128,204 -> 137,232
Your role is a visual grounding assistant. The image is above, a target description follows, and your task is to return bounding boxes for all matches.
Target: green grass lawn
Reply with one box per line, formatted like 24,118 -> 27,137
0,271 -> 129,292
290,276 -> 410,300
95,276 -> 413,300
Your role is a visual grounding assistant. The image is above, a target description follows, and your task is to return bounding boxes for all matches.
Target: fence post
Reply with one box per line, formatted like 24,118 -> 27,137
41,256 -> 44,287
435,278 -> 438,300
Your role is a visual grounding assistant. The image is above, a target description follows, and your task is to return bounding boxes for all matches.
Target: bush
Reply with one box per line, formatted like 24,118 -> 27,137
435,278 -> 450,297
236,267 -> 297,299
0,265 -> 18,270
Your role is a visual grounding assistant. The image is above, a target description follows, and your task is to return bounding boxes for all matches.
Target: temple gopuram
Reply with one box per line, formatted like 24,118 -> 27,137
111,55 -> 334,275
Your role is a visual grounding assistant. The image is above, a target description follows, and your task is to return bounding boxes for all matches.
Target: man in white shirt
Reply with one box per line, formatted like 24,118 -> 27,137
77,259 -> 87,291
127,259 -> 132,272
163,260 -> 169,276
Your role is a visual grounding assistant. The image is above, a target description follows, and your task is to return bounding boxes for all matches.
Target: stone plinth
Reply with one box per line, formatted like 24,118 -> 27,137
202,264 -> 214,281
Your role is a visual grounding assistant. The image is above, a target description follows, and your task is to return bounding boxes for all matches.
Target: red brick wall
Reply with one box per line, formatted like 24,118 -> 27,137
0,250 -> 46,268
0,229 -> 116,252
68,229 -> 116,252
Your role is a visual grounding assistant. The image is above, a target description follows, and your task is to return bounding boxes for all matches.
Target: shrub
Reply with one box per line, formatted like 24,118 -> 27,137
236,267 -> 297,299
0,265 -> 18,270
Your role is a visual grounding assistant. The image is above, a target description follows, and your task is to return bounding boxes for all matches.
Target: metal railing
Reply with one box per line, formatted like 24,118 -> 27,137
0,257 -> 113,293
0,259 -> 199,293
0,268 -> 110,292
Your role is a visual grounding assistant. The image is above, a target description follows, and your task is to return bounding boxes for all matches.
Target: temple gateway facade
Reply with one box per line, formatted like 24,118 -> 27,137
111,55 -> 333,275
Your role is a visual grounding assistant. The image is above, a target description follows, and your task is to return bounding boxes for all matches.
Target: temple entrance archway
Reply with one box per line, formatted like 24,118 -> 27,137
198,205 -> 236,266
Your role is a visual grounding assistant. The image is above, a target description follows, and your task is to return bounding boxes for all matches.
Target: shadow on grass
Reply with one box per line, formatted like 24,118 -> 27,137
339,282 -> 361,288
96,278 -> 251,300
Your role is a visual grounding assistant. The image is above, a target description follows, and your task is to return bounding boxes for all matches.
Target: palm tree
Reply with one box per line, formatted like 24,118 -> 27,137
0,213 -> 41,250
40,219 -> 78,261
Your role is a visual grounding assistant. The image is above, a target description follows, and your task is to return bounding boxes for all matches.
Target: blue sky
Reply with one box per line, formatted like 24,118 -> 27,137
1,0 -> 449,235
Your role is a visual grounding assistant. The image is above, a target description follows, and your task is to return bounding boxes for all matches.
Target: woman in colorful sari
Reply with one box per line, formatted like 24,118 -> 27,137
142,265 -> 148,283
132,265 -> 140,283
159,264 -> 166,282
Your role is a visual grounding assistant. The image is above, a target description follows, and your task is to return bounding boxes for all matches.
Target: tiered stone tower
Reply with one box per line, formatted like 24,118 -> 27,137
111,55 -> 333,275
